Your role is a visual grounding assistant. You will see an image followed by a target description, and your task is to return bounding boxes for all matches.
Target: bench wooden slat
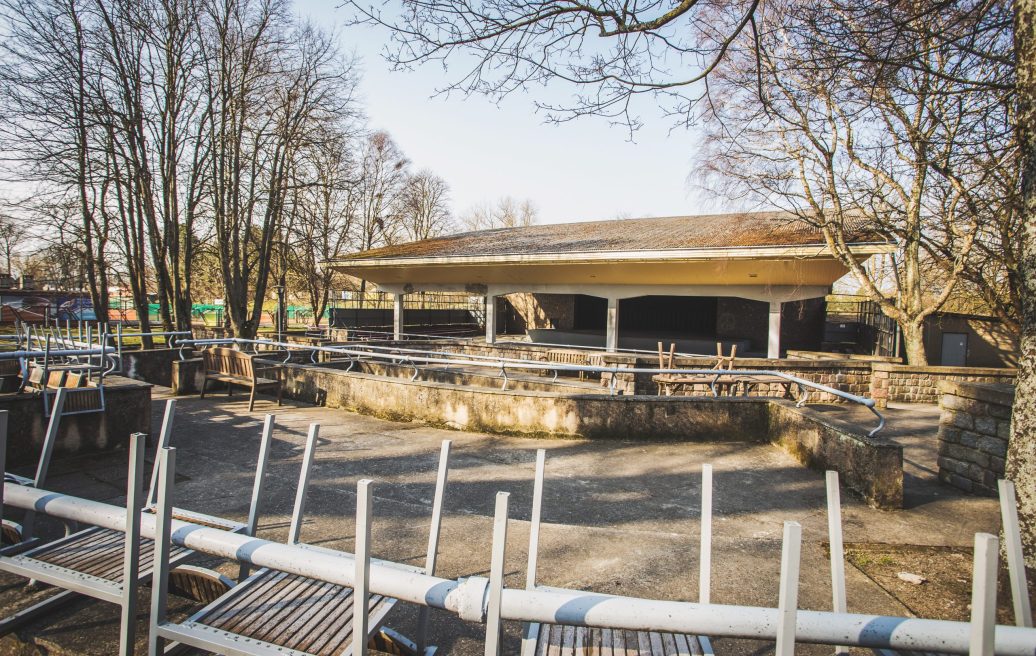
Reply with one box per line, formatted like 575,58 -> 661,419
283,581 -> 346,652
660,633 -> 678,656
247,575 -> 325,643
600,627 -> 614,656
537,624 -> 552,656
535,626 -> 709,656
25,526 -> 189,583
201,347 -> 283,411
194,568 -> 393,656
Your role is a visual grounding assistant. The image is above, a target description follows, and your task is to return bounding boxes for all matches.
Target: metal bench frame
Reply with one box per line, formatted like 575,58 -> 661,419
0,432 -> 148,656
0,399 -> 273,652
518,450 -> 716,656
151,430 -> 452,656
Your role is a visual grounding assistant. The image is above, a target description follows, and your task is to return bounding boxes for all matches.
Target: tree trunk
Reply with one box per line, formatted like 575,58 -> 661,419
1007,0 -> 1036,568
899,321 -> 929,366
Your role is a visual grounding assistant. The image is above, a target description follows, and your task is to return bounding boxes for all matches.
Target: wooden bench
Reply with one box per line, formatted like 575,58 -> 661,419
200,346 -> 283,411
23,363 -> 105,415
653,342 -> 738,397
734,373 -> 802,400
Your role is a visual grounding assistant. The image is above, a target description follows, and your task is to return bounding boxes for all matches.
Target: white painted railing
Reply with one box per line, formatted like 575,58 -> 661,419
177,337 -> 887,436
4,482 -> 1034,654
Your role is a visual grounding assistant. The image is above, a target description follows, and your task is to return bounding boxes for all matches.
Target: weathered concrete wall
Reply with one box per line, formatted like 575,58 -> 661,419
171,358 -> 204,395
120,348 -> 188,387
280,362 -> 770,441
936,381 -> 1013,495
769,402 -> 903,508
0,377 -> 151,468
871,363 -> 1017,407
276,363 -> 903,508
340,361 -> 608,395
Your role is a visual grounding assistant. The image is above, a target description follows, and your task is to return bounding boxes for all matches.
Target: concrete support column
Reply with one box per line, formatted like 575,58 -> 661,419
393,293 -> 405,340
485,294 -> 497,344
768,300 -> 782,359
606,297 -> 619,353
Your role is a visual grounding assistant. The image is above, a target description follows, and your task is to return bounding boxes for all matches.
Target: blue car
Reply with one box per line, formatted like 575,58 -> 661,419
57,298 -> 97,321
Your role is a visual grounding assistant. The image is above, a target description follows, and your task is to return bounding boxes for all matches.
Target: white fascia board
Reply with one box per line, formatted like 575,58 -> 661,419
328,243 -> 895,269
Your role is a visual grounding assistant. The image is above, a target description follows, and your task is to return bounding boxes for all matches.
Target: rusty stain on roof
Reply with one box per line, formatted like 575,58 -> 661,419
339,212 -> 883,261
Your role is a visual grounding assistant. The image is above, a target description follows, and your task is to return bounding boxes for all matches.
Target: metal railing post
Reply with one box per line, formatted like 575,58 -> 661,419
148,446 -> 175,656
119,433 -> 145,656
775,521 -> 802,656
970,533 -> 999,656
700,464 -> 713,605
239,415 -> 275,581
998,480 -> 1033,628
826,471 -> 848,656
288,423 -> 320,545
354,479 -> 374,656
486,491 -> 510,656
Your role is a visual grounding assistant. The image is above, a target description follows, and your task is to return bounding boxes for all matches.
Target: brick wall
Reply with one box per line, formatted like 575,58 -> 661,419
936,381 -> 1013,495
600,355 -> 873,402
871,363 -> 1017,408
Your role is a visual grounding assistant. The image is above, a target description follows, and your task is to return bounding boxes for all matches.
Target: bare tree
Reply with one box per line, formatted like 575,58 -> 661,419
460,196 -> 538,231
1011,0 -> 1036,566
351,131 -> 410,299
700,0 -> 1011,365
199,2 -> 355,338
399,170 -> 453,241
0,0 -> 113,319
0,212 -> 26,275
346,0 -> 760,129
286,128 -> 359,326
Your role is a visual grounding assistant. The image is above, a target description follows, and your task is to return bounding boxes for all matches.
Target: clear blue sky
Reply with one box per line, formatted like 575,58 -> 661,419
293,1 -> 728,225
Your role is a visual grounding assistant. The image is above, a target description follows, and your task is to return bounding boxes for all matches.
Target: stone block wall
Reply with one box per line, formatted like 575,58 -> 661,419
936,380 -> 1013,495
0,376 -> 152,468
871,364 -> 1017,408
602,355 -> 873,402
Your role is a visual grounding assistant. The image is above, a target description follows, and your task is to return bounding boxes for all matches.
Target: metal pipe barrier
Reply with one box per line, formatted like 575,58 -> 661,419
4,482 -> 1035,654
323,327 -> 712,358
496,338 -> 712,359
177,337 -> 886,436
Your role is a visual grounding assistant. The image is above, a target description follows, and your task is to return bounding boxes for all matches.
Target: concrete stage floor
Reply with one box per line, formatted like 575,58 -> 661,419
0,389 -> 1002,655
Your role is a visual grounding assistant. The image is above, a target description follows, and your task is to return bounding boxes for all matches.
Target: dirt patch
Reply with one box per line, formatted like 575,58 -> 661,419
844,542 -> 1035,625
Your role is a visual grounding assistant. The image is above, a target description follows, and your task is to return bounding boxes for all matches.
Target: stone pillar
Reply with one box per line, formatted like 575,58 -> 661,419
393,293 -> 405,340
485,294 -> 496,344
606,297 -> 619,353
768,300 -> 782,359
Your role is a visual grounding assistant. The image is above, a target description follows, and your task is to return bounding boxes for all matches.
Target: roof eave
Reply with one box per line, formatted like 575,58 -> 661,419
327,242 -> 896,269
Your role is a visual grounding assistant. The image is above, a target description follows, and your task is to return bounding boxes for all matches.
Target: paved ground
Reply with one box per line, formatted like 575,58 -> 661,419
0,390 -> 1002,655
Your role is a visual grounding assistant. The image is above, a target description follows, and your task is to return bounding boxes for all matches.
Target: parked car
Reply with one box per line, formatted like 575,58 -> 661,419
57,298 -> 97,321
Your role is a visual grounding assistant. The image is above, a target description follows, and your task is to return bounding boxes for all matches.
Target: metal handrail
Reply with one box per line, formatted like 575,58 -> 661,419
178,337 -> 886,436
4,483 -> 1032,653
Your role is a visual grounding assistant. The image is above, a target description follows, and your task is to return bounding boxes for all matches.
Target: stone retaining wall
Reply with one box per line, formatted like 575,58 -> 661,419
0,377 -> 151,468
273,362 -> 903,508
599,355 -> 874,402
936,381 -> 1014,495
120,348 -> 187,387
871,364 -> 1017,407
